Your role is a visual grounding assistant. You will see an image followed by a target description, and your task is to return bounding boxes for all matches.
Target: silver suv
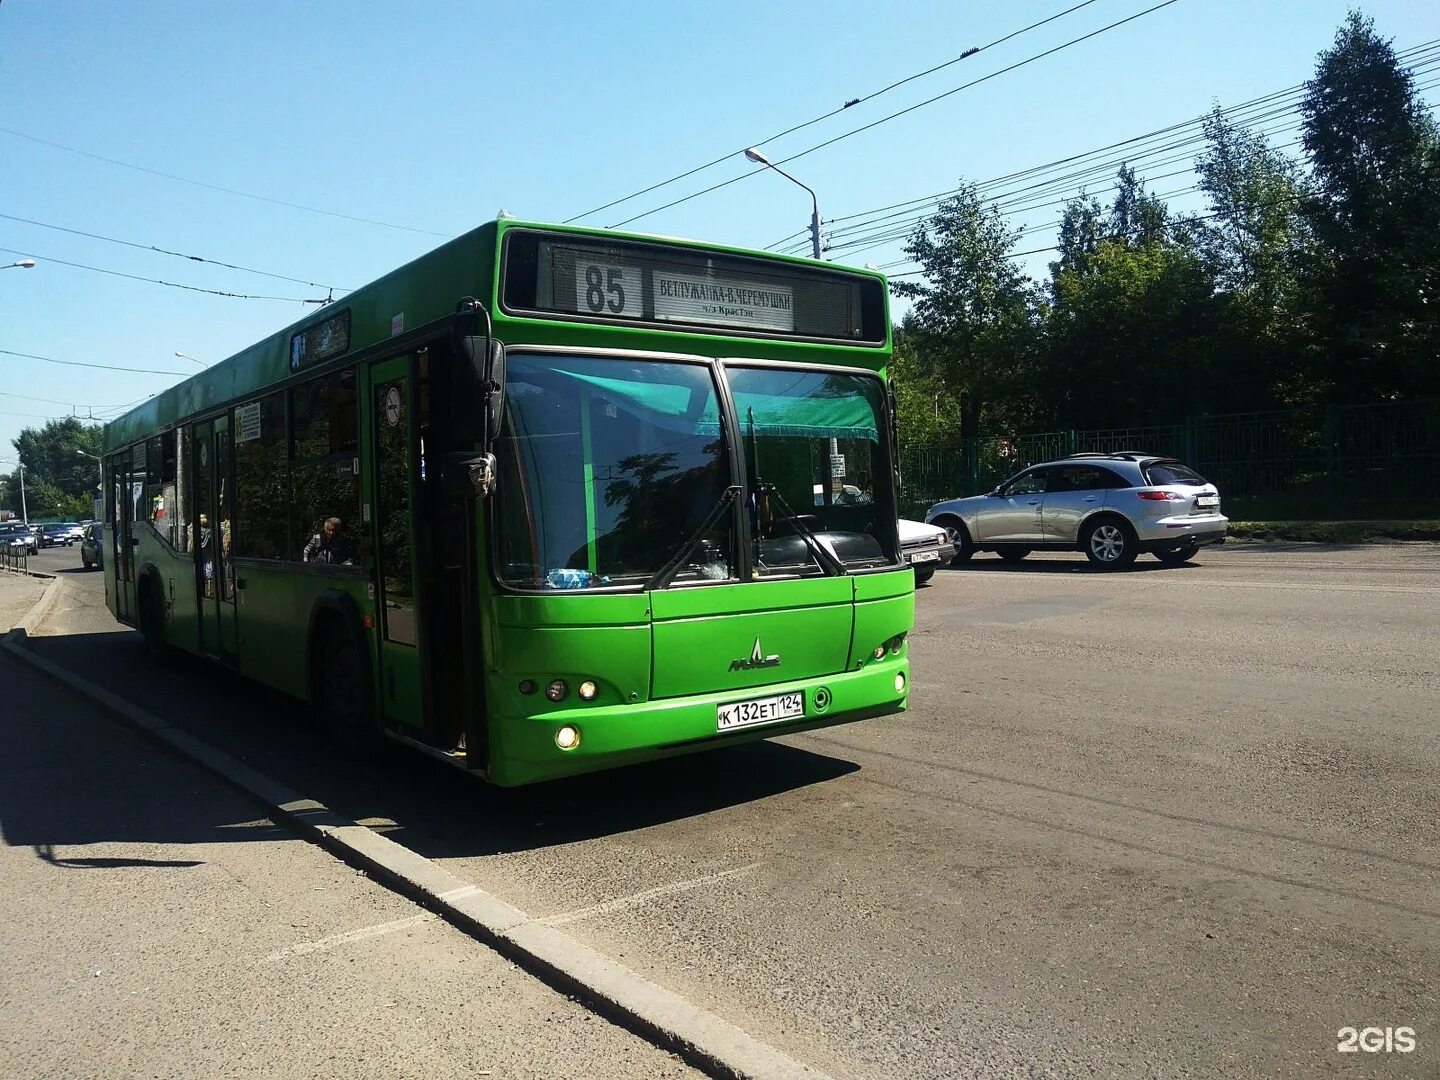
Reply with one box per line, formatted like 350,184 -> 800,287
924,453 -> 1228,569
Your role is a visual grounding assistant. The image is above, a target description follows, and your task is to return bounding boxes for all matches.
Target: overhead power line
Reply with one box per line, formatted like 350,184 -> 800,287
564,0 -> 1105,224
0,212 -> 350,291
0,246 -> 330,303
775,47 -> 1440,255
0,348 -> 194,377
0,125 -> 448,238
609,0 -> 1187,229
799,44 -> 1440,269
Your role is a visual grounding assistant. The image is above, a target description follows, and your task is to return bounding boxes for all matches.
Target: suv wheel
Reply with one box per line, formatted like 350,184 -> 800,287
1155,541 -> 1198,565
1082,518 -> 1138,569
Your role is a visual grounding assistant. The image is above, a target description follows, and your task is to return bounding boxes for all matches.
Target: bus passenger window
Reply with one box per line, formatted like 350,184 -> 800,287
290,369 -> 361,562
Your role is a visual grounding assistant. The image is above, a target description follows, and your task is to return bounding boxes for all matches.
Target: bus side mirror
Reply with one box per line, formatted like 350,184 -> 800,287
484,341 -> 505,444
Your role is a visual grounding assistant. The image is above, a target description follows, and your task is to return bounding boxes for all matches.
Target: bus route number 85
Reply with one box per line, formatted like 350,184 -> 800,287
582,263 -> 634,317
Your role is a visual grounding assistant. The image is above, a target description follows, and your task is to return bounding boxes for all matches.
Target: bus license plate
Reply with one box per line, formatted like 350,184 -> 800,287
717,691 -> 805,732
909,550 -> 940,564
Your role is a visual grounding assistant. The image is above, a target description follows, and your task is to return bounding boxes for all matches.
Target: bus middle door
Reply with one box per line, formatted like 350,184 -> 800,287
367,356 -> 426,735
193,418 -> 238,659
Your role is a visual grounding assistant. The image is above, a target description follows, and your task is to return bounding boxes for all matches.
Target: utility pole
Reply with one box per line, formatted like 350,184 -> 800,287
18,462 -> 28,526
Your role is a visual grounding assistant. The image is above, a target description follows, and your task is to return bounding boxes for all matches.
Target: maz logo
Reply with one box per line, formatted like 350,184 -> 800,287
730,638 -> 780,671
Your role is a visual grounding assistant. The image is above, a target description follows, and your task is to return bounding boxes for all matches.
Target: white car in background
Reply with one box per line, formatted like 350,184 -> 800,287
898,518 -> 953,586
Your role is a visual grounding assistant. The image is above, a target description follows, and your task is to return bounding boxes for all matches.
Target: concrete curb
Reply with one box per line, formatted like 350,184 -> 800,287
12,574 -> 63,635
0,624 -> 828,1080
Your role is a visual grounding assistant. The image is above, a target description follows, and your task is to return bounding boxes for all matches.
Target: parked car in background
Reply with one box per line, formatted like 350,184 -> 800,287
898,518 -> 953,585
38,523 -> 78,547
79,522 -> 104,570
925,452 -> 1228,570
60,521 -> 85,543
0,522 -> 39,556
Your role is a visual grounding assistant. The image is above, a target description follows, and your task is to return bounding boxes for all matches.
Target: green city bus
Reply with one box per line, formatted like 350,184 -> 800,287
102,220 -> 913,785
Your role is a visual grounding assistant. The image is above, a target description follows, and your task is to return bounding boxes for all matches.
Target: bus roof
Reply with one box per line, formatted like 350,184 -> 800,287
103,219 -> 891,453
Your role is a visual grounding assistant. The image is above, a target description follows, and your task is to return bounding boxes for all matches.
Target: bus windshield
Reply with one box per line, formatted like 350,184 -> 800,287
496,354 -> 897,590
729,365 -> 894,576
496,354 -> 736,589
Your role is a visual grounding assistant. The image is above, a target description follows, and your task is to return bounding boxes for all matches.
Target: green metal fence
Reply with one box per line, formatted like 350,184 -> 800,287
898,399 -> 1440,520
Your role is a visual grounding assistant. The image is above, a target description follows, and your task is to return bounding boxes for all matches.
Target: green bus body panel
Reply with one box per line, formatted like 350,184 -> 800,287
100,218 -> 907,786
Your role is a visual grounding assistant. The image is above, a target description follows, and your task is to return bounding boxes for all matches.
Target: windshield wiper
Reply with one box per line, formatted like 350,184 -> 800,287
646,484 -> 740,591
744,405 -> 846,577
756,481 -> 847,576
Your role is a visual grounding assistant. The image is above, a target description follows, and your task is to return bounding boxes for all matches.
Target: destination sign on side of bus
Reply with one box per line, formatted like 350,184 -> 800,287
500,230 -> 886,344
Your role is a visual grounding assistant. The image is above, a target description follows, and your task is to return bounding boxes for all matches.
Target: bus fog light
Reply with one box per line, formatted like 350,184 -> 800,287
578,679 -> 598,701
872,645 -> 887,661
546,679 -> 569,702
555,725 -> 581,750
894,672 -> 906,694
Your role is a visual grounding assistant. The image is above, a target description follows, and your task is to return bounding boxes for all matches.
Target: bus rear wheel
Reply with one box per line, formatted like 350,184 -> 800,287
138,575 -> 171,659
316,623 -> 375,752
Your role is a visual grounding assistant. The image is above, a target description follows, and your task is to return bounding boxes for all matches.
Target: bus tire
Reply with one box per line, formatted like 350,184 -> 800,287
314,618 -> 376,752
138,572 -> 171,660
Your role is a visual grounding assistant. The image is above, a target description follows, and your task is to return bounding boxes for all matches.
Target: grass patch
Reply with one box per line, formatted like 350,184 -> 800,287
1228,520 -> 1440,543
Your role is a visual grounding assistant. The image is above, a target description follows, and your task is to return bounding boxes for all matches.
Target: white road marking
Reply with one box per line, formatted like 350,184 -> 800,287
260,913 -> 434,963
540,863 -> 763,927
1145,578 -> 1440,596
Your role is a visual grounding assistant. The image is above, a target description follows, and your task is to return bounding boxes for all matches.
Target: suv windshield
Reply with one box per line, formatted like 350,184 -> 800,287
494,355 -> 897,590
1144,461 -> 1207,486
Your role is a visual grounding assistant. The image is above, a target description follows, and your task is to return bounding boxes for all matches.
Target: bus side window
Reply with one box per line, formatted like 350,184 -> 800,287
233,393 -> 289,559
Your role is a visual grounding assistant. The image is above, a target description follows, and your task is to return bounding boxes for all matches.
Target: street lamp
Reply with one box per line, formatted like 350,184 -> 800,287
743,148 -> 823,260
3,258 -> 36,270
175,351 -> 206,366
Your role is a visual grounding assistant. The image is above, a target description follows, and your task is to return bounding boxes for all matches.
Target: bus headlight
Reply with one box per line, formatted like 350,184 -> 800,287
555,725 -> 581,750
872,644 -> 887,660
578,679 -> 598,701
546,679 -> 569,702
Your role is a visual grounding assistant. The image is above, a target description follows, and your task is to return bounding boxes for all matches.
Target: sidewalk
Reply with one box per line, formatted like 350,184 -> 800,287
0,570 -> 47,633
0,649 -> 696,1079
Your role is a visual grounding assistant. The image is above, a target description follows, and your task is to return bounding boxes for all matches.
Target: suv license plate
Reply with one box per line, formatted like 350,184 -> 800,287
909,550 -> 941,564
717,691 -> 805,732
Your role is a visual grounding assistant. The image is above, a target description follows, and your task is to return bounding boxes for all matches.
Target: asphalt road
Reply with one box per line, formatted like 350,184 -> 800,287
15,541 -> 1440,1078
0,572 -> 697,1078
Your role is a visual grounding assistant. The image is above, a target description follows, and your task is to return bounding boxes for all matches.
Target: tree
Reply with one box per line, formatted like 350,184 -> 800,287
3,417 -> 103,519
1297,11 -> 1440,401
1190,106 -> 1311,407
1044,169 -> 1221,426
893,183 -> 1042,439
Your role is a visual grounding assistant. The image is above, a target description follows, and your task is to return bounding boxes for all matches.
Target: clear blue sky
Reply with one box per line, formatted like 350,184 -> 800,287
2,0 -> 1437,470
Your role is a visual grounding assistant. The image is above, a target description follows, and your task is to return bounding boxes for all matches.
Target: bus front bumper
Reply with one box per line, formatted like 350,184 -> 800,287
487,656 -> 909,786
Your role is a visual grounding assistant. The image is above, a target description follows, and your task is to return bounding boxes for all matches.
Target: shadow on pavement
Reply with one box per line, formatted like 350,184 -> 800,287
941,557 -> 1199,575
18,630 -> 861,861
0,652 -> 294,870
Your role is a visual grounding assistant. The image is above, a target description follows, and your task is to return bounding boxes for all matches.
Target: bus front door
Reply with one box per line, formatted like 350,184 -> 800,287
368,357 -> 426,733
193,418 -> 238,659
